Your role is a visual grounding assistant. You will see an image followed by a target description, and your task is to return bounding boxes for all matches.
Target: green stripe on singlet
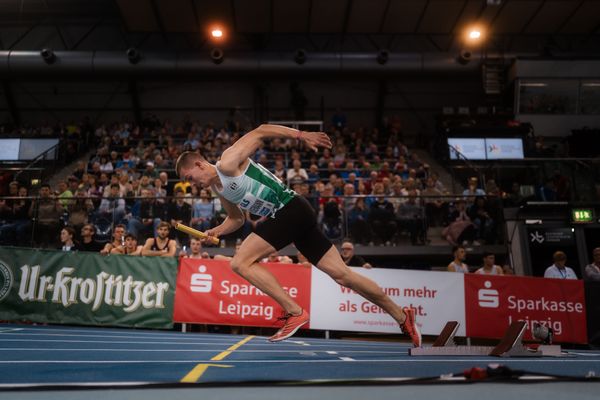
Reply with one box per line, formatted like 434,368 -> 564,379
245,162 -> 296,207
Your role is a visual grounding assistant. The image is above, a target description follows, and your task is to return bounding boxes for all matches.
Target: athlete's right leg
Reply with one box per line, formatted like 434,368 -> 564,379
230,233 -> 302,315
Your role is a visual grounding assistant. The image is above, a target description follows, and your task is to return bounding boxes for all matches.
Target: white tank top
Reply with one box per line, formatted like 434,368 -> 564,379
215,158 -> 296,217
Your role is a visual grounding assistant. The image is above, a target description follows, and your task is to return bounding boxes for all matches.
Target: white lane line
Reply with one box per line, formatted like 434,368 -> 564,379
0,382 -> 153,388
0,338 -> 411,349
0,359 -> 599,364
0,328 -> 23,333
0,348 -> 411,354
0,332 -> 249,341
339,357 -> 355,361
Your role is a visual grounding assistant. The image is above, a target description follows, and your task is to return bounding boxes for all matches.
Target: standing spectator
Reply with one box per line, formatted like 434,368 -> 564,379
462,177 -> 485,202
67,188 -> 94,236
347,197 -> 372,245
421,177 -> 446,227
340,241 -> 372,269
396,191 -> 426,246
111,233 -> 142,255
191,188 -> 215,232
78,223 -> 103,252
475,252 -> 504,275
443,200 -> 476,246
127,188 -> 162,240
29,184 -> 63,248
368,187 -> 396,245
544,251 -> 577,279
181,237 -> 210,259
584,247 -> 600,281
168,188 -> 192,245
99,183 -> 126,224
468,196 -> 495,245
447,246 -> 469,273
141,221 -> 177,257
56,180 -> 73,208
59,226 -> 78,251
0,185 -> 31,245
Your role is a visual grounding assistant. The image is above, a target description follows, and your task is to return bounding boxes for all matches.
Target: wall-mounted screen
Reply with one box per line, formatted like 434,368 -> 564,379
19,139 -> 59,160
485,138 -> 524,160
448,138 -> 486,160
0,139 -> 21,160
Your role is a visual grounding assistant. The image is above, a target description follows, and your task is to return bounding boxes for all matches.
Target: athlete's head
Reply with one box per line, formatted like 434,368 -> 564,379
176,151 -> 212,186
157,221 -> 170,239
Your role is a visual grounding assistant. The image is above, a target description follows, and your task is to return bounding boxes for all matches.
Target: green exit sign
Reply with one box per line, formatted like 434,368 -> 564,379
572,208 -> 594,223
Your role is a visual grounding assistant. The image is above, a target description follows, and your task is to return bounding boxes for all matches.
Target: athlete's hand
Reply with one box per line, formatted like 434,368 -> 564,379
204,228 -> 220,244
300,131 -> 332,152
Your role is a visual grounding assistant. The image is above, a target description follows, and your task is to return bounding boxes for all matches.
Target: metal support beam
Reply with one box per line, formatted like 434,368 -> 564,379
2,81 -> 21,127
375,80 -> 386,132
150,0 -> 168,44
340,0 -> 354,45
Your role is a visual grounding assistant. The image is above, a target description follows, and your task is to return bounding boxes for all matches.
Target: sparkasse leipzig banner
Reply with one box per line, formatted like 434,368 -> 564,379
0,247 -> 177,329
465,274 -> 587,344
174,259 -> 311,327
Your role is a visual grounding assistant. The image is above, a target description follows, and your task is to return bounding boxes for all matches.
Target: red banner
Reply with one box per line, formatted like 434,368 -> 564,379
465,274 -> 587,344
174,259 -> 311,328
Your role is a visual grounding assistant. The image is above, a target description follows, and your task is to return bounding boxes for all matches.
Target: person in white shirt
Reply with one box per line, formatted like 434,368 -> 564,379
544,251 -> 578,279
475,252 -> 503,275
447,245 -> 469,273
286,159 -> 308,183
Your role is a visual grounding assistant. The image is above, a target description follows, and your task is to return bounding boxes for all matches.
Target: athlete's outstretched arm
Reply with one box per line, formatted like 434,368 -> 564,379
219,124 -> 331,172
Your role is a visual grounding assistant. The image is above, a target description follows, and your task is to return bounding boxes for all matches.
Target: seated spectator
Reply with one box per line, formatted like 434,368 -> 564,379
544,251 -> 577,279
99,183 -> 126,224
181,237 -> 210,259
467,196 -> 495,245
100,223 -> 126,255
59,226 -> 78,252
29,184 -> 63,248
396,191 -> 426,245
347,197 -> 372,245
173,178 -> 191,195
307,164 -> 320,183
142,221 -> 177,257
273,159 -> 286,183
447,246 -> 469,273
78,223 -> 103,252
318,184 -> 343,240
168,188 -> 192,245
111,233 -> 142,256
72,161 -> 87,180
127,188 -> 163,240
584,247 -> 600,281
502,264 -> 515,275
286,159 -> 308,184
442,200 -> 476,246
191,188 -> 215,232
475,252 -> 504,275
340,241 -> 372,269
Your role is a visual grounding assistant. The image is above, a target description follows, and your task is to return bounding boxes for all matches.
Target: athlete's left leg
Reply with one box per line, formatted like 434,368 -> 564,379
314,245 -> 407,324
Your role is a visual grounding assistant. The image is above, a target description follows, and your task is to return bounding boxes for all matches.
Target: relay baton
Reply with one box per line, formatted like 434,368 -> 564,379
175,223 -> 220,245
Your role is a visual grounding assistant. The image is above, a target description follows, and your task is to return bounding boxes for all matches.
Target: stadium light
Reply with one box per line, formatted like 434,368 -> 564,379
465,26 -> 485,43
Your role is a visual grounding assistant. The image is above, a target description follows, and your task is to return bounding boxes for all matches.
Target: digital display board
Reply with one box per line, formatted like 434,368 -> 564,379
486,138 -> 524,160
448,138 -> 486,160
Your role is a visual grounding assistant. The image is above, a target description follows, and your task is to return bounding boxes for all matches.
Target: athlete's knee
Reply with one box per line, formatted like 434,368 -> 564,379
332,269 -> 354,288
230,256 -> 250,275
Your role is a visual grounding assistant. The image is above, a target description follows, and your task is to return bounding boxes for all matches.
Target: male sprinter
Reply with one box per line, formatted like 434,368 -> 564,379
176,124 -> 421,346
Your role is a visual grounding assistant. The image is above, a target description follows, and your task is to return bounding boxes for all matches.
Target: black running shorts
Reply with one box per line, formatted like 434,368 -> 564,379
255,196 -> 333,265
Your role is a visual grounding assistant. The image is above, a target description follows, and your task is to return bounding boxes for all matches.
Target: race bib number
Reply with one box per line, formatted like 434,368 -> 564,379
239,193 -> 275,217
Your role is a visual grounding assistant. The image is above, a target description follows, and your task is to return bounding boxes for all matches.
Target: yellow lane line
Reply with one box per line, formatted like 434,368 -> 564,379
180,335 -> 255,382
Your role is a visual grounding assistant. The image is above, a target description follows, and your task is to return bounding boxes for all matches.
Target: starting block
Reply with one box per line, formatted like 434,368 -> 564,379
409,321 -> 563,357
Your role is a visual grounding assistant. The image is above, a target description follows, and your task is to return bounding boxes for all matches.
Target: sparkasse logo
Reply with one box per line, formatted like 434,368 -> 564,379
478,280 -> 499,308
190,265 -> 213,293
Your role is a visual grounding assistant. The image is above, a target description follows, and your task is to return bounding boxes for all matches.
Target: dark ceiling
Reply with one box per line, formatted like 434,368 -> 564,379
1,0 -> 599,54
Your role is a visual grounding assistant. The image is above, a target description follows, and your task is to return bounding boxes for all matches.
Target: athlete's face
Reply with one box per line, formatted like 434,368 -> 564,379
180,161 -> 211,186
157,226 -> 169,239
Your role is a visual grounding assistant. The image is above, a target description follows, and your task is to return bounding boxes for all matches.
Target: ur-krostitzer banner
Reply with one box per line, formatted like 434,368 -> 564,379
0,247 -> 177,329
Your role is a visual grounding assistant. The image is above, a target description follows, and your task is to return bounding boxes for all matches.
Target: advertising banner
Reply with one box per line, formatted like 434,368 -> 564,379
465,274 -> 587,344
174,259 -> 311,327
309,268 -> 466,335
0,247 -> 177,329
